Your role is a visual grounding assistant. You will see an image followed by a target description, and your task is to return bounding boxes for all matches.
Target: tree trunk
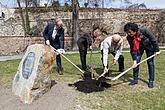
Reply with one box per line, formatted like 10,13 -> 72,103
17,0 -> 26,36
71,0 -> 79,50
25,0 -> 30,34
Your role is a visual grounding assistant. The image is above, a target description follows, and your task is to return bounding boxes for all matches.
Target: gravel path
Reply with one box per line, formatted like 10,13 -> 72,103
0,82 -> 79,110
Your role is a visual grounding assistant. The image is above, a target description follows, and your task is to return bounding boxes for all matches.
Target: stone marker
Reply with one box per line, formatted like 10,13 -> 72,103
12,44 -> 55,104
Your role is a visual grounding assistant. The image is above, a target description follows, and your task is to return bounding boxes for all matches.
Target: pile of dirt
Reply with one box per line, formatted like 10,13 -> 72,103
69,78 -> 105,93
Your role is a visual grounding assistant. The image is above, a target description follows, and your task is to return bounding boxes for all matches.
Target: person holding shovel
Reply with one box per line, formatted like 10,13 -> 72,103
124,22 -> 161,88
93,26 -> 125,74
100,34 -> 125,74
43,18 -> 65,75
93,25 -> 125,87
77,24 -> 113,79
77,31 -> 95,78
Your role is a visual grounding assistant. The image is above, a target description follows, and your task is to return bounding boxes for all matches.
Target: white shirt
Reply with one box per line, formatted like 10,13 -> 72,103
100,35 -> 123,67
52,26 -> 57,40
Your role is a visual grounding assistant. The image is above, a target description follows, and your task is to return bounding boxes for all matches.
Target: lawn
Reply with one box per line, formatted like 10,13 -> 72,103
0,52 -> 165,110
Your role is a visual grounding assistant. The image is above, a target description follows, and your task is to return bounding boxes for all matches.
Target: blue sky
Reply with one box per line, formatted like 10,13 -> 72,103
0,0 -> 165,9
106,0 -> 165,9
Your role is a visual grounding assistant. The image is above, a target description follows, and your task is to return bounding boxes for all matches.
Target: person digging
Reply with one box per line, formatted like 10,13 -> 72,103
77,32 -> 93,79
92,27 -> 124,87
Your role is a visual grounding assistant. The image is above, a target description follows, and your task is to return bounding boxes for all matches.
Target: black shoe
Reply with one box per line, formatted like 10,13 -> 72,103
56,67 -> 63,75
59,70 -> 63,75
148,81 -> 154,88
83,71 -> 91,80
129,80 -> 138,85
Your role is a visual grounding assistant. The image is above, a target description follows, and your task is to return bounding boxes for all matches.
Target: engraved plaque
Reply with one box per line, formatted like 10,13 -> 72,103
22,52 -> 35,79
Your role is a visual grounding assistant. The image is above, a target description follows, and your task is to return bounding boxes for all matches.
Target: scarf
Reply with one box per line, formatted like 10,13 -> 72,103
132,33 -> 141,53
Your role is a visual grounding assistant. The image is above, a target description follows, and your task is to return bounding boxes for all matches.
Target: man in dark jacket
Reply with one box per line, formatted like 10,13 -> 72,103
43,18 -> 65,74
77,32 -> 93,76
124,22 -> 161,88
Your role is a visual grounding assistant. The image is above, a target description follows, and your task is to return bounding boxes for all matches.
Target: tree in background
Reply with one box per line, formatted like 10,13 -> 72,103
64,1 -> 72,11
84,2 -> 88,8
16,0 -> 148,50
17,0 -> 26,36
16,0 -> 39,35
52,0 -> 60,7
25,0 -> 30,34
71,0 -> 79,50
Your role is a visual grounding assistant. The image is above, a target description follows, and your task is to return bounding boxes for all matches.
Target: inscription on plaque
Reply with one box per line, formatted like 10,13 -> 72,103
15,74 -> 20,82
22,52 -> 35,79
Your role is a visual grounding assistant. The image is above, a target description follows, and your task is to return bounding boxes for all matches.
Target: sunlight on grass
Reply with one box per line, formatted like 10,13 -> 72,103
78,52 -> 165,110
0,59 -> 20,86
0,52 -> 165,110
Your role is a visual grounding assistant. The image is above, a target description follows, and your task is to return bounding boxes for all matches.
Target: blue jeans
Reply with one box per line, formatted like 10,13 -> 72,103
133,49 -> 154,82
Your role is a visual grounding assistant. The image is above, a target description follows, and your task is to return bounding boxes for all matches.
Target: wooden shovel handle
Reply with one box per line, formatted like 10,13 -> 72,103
112,53 -> 159,81
50,45 -> 84,74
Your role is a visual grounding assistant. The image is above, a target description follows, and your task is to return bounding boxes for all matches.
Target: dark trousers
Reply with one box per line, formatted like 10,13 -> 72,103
101,50 -> 124,71
51,44 -> 63,70
56,54 -> 62,69
79,49 -> 87,70
133,49 -> 155,82
77,37 -> 88,70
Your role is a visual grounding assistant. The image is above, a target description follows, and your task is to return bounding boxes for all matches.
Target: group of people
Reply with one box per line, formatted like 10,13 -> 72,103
43,18 -> 160,88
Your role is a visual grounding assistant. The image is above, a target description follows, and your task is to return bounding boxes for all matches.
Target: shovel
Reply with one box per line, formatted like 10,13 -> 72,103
49,45 -> 84,75
111,52 -> 160,81
96,63 -> 115,86
97,63 -> 115,80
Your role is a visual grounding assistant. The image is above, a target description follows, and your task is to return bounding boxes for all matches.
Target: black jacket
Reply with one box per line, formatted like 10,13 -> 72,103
127,27 -> 160,60
43,22 -> 64,49
77,32 -> 92,50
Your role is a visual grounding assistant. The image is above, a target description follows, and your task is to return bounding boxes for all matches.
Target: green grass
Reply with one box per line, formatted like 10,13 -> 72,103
0,59 -> 20,86
78,52 -> 165,110
0,52 -> 165,110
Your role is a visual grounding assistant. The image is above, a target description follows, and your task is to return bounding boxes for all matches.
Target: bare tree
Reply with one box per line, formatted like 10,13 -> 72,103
17,0 -> 26,36
25,0 -> 30,34
19,0 -> 40,7
71,0 -> 79,50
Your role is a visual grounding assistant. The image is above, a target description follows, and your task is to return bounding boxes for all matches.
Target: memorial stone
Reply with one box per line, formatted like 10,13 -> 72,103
12,44 -> 55,104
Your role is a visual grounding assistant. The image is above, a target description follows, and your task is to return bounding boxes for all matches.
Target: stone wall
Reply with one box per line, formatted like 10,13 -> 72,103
1,8 -> 164,37
0,36 -> 73,55
0,36 -> 43,55
0,8 -> 165,54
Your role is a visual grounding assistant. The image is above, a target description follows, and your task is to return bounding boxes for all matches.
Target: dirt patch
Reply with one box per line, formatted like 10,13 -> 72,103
0,82 -> 79,110
68,78 -> 110,93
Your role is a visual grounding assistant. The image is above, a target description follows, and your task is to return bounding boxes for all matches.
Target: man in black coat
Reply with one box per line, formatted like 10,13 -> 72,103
43,18 -> 65,74
124,22 -> 161,88
77,32 -> 92,73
